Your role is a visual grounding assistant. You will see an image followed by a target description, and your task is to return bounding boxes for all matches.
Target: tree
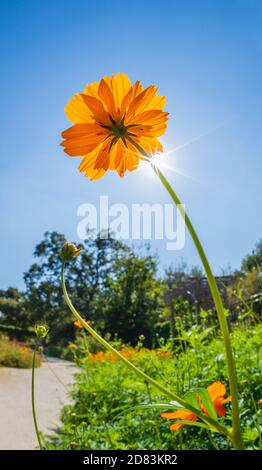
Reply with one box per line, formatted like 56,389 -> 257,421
225,240 -> 262,312
23,231 -> 128,345
2,231 -> 166,347
0,287 -> 27,326
241,240 -> 262,273
165,261 -> 204,288
102,250 -> 165,346
164,260 -> 188,288
189,265 -> 204,279
0,288 -> 30,339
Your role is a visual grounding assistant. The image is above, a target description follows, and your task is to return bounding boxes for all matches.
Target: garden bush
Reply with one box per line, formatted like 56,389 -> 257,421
45,323 -> 262,450
0,338 -> 41,368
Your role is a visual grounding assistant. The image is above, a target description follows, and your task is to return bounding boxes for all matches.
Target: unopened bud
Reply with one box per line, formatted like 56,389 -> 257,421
61,242 -> 81,262
35,324 -> 48,339
258,399 -> 262,408
69,441 -> 77,449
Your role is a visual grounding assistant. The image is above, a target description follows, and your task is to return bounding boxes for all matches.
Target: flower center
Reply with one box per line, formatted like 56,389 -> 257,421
112,119 -> 128,140
101,114 -> 138,147
108,115 -> 131,145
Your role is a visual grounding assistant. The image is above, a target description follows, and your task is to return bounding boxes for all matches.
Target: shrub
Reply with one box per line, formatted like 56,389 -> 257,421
45,323 -> 262,450
0,338 -> 41,368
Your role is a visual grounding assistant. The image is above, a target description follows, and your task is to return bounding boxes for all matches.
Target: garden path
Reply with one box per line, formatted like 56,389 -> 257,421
0,358 -> 77,450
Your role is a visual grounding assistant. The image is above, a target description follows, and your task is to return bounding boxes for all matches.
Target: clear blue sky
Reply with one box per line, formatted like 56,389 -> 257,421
1,0 -> 262,289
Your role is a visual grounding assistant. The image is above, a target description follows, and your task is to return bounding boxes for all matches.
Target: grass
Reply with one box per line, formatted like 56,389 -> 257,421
45,322 -> 262,450
0,338 -> 41,368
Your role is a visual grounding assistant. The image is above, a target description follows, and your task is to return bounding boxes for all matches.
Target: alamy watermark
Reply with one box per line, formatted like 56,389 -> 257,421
77,196 -> 186,251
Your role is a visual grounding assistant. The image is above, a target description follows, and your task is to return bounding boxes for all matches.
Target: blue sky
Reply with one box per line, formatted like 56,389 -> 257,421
1,0 -> 262,289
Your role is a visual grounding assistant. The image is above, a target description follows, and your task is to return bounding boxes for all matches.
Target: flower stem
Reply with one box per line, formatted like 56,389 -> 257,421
31,340 -> 43,450
61,262 -> 230,438
128,135 -> 243,448
152,164 -> 244,450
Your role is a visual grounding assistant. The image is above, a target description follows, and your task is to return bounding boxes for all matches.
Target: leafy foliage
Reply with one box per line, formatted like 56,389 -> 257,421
0,288 -> 28,327
45,323 -> 262,450
241,240 -> 262,273
4,231 -> 165,347
0,338 -> 41,368
101,250 -> 165,346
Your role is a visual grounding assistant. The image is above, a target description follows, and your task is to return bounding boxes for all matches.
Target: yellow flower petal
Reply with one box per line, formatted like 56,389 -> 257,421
65,94 -> 94,124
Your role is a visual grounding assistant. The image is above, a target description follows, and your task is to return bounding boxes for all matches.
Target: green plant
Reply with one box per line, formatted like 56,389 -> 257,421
0,338 -> 41,368
45,323 -> 262,450
61,259 -> 231,442
31,324 -> 49,450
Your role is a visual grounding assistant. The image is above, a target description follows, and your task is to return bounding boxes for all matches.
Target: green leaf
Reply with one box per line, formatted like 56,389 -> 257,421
129,403 -> 183,410
174,420 -> 211,430
111,402 -> 183,421
195,388 -> 217,421
242,429 -> 259,442
183,391 -> 201,411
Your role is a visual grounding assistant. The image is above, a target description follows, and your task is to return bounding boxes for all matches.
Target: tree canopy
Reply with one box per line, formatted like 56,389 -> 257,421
0,231 -> 164,346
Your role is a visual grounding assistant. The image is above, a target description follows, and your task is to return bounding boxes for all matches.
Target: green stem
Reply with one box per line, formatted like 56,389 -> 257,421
61,263 -> 230,438
145,381 -> 162,448
31,341 -> 43,450
152,164 -> 244,450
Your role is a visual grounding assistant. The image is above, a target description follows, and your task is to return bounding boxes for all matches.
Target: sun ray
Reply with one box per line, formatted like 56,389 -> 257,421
165,116 -> 235,157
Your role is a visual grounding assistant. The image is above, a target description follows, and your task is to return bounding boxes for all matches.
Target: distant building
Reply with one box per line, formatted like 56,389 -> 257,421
164,275 -> 235,309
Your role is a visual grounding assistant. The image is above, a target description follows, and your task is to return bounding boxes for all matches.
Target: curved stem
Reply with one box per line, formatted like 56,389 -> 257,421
152,165 -> 244,450
31,341 -> 43,450
61,263 -> 230,438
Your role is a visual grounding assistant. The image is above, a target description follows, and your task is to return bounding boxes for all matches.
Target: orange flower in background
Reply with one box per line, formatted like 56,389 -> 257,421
74,319 -> 90,329
161,409 -> 198,431
74,319 -> 83,329
161,381 -> 231,431
156,350 -> 172,358
61,73 -> 168,180
204,381 -> 231,417
90,351 -> 106,362
68,343 -> 77,349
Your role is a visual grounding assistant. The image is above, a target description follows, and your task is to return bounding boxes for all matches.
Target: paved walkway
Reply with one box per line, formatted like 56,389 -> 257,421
0,358 -> 77,450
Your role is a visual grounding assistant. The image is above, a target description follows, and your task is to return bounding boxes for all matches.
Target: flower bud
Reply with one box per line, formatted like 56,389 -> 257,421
258,399 -> 262,408
61,242 -> 81,262
35,324 -> 48,339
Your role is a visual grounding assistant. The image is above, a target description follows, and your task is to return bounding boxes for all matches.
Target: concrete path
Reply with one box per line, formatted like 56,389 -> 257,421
0,358 -> 77,450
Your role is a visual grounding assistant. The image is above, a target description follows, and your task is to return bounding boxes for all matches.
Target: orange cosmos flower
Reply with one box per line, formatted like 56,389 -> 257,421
74,319 -> 90,329
161,381 -> 231,431
61,73 -> 168,180
161,409 -> 198,431
204,381 -> 231,417
90,351 -> 106,362
68,343 -> 77,349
